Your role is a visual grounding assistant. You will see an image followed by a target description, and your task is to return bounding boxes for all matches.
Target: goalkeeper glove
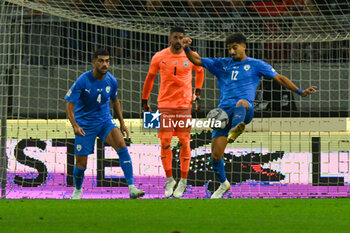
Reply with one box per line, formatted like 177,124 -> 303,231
142,99 -> 151,112
193,89 -> 201,112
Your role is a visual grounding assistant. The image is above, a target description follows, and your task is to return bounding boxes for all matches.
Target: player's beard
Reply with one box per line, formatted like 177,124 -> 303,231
173,43 -> 182,51
97,67 -> 108,75
231,55 -> 241,62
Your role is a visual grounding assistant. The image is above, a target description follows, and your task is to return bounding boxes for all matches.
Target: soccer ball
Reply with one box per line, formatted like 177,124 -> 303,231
206,108 -> 229,130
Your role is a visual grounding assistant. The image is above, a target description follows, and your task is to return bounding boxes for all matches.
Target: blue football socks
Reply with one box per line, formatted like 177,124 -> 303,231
231,105 -> 246,129
117,147 -> 134,185
73,165 -> 86,190
211,158 -> 227,183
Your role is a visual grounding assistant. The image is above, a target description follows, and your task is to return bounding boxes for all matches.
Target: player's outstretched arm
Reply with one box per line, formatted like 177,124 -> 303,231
183,37 -> 202,66
112,98 -> 130,139
300,86 -> 318,97
273,74 -> 317,97
65,101 -> 85,136
141,72 -> 157,112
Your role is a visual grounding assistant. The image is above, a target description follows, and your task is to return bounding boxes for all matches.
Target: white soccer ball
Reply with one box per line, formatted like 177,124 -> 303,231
206,108 -> 229,130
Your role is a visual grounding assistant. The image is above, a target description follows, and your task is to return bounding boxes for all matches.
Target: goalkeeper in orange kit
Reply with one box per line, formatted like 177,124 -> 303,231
142,26 -> 204,198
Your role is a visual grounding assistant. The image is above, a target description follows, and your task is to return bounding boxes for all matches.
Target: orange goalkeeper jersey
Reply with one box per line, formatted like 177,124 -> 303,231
142,47 -> 204,108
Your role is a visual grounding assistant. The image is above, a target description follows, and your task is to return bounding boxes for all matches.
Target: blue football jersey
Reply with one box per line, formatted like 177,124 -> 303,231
64,70 -> 118,125
201,57 -> 278,108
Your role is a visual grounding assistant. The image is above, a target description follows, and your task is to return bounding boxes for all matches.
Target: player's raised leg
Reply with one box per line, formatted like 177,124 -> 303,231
160,137 -> 176,198
71,155 -> 87,200
105,127 -> 145,199
227,100 -> 249,143
173,136 -> 191,198
210,136 -> 231,199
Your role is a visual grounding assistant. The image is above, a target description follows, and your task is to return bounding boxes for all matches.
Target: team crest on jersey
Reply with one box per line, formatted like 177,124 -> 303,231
76,144 -> 82,152
244,65 -> 250,71
183,61 -> 189,67
66,89 -> 72,97
106,86 -> 111,93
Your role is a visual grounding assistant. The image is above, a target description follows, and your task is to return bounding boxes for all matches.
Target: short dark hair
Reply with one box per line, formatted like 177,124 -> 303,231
92,48 -> 110,60
170,26 -> 185,35
226,33 -> 247,46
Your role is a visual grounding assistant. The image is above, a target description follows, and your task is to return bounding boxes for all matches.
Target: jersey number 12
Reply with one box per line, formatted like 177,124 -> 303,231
231,71 -> 239,80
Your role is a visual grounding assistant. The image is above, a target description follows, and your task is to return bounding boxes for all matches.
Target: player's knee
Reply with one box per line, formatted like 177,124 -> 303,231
211,154 -> 221,161
116,145 -> 127,153
211,149 -> 223,161
211,154 -> 221,162
178,138 -> 190,149
115,141 -> 126,151
236,99 -> 249,111
76,160 -> 87,169
161,138 -> 172,150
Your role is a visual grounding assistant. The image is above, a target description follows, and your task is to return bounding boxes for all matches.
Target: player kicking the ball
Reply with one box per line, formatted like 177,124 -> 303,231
183,33 -> 317,199
65,49 -> 145,199
142,27 -> 204,198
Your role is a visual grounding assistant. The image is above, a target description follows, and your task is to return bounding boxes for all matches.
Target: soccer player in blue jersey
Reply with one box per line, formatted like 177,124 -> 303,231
65,49 -> 145,199
183,33 -> 317,199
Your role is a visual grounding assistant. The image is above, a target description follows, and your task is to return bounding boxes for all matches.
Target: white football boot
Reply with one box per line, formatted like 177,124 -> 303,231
129,186 -> 146,199
211,180 -> 231,199
165,178 -> 176,198
173,178 -> 187,198
71,188 -> 82,200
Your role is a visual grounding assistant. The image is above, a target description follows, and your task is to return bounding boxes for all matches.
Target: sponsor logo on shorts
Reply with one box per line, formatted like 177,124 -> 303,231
111,119 -> 117,127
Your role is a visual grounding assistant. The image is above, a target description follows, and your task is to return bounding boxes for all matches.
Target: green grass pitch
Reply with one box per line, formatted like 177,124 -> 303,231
1,199 -> 350,233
